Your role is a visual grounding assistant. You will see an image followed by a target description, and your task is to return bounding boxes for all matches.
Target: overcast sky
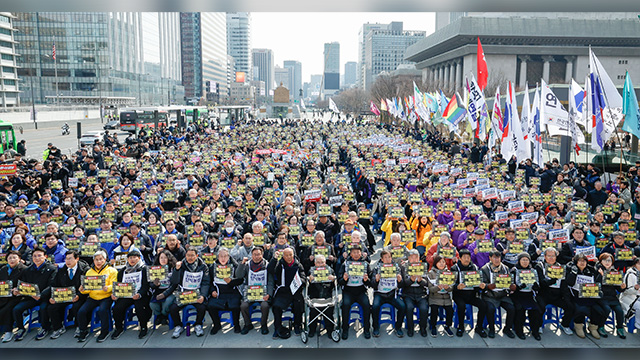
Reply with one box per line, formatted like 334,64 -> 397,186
251,12 -> 436,84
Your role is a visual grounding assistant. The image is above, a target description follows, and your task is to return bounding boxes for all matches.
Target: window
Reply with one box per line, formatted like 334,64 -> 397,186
0,41 -> 11,48
2,66 -> 13,73
1,54 -> 12,61
3,79 -> 15,86
0,28 -> 12,36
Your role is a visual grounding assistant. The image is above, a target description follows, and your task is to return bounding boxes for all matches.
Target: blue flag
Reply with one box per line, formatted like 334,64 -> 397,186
622,71 -> 640,139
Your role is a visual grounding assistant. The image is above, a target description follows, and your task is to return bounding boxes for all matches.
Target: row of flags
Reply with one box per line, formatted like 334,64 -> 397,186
373,47 -> 640,166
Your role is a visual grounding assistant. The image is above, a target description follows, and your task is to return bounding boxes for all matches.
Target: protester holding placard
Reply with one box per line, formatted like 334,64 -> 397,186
237,246 -> 271,335
451,249 -> 488,338
533,247 -> 575,335
480,251 -> 515,338
401,249 -> 428,337
166,247 -> 209,339
564,253 -> 605,339
337,245 -> 371,340
306,254 -> 336,338
110,250 -> 151,340
47,250 -> 90,340
149,250 -> 177,327
496,228 -> 520,268
595,252 -> 626,339
206,248 -> 243,335
302,231 -> 335,273
426,231 -> 459,269
0,251 -> 27,342
601,231 -> 635,271
370,250 -> 405,338
559,225 -> 591,265
509,253 -> 542,340
426,255 -> 454,337
76,249 -> 118,342
11,247 -> 57,341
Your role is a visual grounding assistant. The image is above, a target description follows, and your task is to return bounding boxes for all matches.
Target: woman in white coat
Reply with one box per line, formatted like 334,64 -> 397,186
620,258 -> 640,331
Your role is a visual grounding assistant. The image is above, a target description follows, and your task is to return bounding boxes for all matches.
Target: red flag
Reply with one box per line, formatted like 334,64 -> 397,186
477,37 -> 487,91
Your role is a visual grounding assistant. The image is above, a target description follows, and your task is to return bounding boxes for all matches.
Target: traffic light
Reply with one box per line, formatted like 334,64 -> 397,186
205,81 -> 211,93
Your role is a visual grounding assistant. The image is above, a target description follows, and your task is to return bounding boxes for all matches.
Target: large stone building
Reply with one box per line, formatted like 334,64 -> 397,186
405,13 -> 640,93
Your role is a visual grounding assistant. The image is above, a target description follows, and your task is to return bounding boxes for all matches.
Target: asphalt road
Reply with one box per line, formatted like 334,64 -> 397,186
16,118 -> 128,160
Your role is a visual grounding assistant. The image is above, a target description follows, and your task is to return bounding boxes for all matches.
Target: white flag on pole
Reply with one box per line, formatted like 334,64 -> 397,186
540,79 -> 569,136
329,98 -> 340,113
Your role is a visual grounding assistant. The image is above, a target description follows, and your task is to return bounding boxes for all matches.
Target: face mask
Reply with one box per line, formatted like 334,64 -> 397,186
64,201 -> 71,206
225,227 -> 234,233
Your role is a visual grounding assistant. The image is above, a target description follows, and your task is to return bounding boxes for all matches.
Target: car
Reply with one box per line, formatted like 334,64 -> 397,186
79,130 -> 105,146
103,120 -> 120,130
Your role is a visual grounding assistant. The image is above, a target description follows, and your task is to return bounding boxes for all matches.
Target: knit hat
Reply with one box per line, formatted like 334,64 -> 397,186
517,252 -> 531,262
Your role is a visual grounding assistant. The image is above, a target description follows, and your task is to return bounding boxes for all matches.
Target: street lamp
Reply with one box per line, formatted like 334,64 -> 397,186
28,69 -> 37,129
43,54 -> 59,106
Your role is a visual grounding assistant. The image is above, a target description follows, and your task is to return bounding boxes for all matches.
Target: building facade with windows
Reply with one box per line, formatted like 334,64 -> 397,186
0,13 -> 19,107
15,12 -> 185,105
405,13 -> 640,93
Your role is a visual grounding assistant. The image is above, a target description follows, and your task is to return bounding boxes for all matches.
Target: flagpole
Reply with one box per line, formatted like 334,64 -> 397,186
592,48 -> 628,174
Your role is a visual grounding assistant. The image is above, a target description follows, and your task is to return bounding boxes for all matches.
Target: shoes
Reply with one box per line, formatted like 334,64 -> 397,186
172,326 -> 183,339
431,327 -> 437,337
597,327 -> 608,338
395,328 -> 404,338
617,328 -> 626,339
138,327 -> 148,339
97,332 -> 109,343
560,325 -> 573,335
14,329 -> 26,342
444,326 -> 454,337
363,330 -> 371,339
474,328 -> 487,338
2,332 -> 13,343
194,325 -> 204,337
294,326 -> 302,336
488,328 -> 496,338
111,328 -> 124,340
372,329 -> 380,337
261,326 -> 269,335
503,329 -> 515,339
50,327 -> 66,339
77,330 -> 90,342
209,325 -> 221,335
574,323 -> 585,338
308,328 -> 316,338
516,332 -> 526,340
233,325 -> 242,334
455,327 -> 464,337
35,329 -> 49,341
588,323 -> 600,339
342,330 -> 349,340
533,332 -> 541,341
74,328 -> 81,338
241,325 -> 253,335
407,328 -> 414,337
420,328 -> 427,337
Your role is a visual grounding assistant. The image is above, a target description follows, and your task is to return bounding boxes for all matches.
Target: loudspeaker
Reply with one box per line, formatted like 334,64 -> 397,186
77,122 -> 82,139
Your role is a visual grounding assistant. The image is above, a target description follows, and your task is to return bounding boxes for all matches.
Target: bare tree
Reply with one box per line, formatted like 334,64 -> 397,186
334,88 -> 368,116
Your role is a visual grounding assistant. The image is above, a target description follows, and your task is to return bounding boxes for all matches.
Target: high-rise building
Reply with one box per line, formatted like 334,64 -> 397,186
252,48 -> 274,95
343,61 -> 357,88
357,23 -> 387,89
15,12 -> 185,105
226,12 -> 251,82
323,42 -> 340,97
361,21 -> 425,90
180,12 -> 202,102
201,12 -> 228,101
283,60 -> 302,100
0,13 -> 19,107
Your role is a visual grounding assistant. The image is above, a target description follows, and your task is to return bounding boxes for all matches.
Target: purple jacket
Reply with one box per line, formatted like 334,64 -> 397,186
468,241 -> 490,268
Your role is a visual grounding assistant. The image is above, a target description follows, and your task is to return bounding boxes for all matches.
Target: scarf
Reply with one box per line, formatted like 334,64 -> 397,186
124,258 -> 144,274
